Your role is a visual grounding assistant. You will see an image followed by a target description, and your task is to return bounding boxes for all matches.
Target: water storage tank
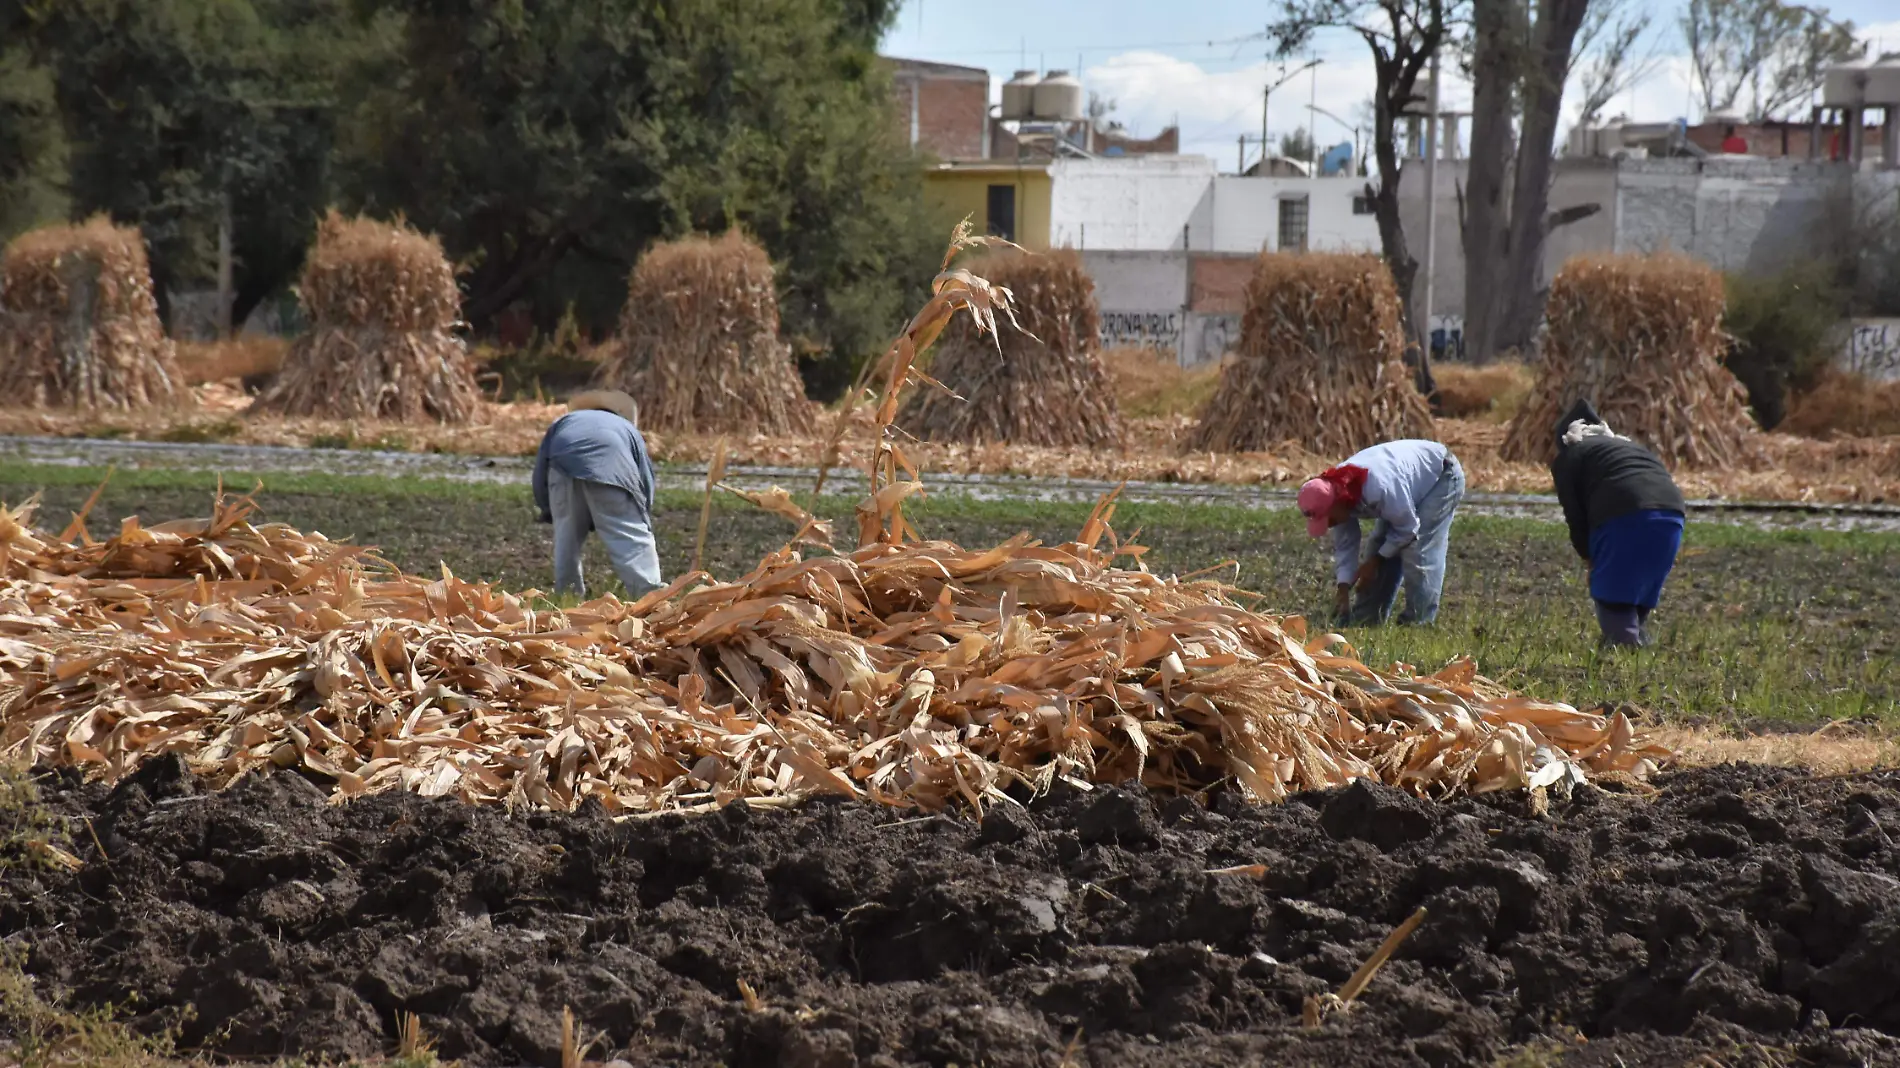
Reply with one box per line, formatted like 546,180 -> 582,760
1033,70 -> 1085,121
1001,70 -> 1039,121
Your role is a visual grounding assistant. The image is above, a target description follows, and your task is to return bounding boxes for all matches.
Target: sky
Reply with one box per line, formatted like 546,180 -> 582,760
879,0 -> 1900,171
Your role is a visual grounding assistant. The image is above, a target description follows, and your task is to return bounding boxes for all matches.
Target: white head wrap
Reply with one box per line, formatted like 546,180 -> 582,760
1561,418 -> 1625,447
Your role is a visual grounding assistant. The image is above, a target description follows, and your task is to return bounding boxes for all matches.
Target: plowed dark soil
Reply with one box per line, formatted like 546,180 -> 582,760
8,761 -> 1900,1067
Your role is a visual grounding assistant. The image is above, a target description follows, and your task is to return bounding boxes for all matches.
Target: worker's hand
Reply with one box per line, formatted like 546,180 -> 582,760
1333,582 -> 1352,621
1353,557 -> 1382,592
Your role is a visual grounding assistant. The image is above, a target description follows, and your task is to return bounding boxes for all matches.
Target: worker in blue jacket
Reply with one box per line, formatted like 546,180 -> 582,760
532,390 -> 663,599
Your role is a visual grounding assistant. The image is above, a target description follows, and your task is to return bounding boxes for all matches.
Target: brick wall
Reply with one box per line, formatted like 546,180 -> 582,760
1188,255 -> 1255,314
1686,122 -> 1843,159
888,63 -> 989,160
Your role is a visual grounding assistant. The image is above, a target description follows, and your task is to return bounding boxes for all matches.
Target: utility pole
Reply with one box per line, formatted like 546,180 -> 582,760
1307,57 -> 1318,177
1421,50 -> 1441,357
1259,58 -> 1322,175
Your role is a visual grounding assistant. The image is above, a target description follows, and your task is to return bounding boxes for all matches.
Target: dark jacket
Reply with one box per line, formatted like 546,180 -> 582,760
1549,399 -> 1686,560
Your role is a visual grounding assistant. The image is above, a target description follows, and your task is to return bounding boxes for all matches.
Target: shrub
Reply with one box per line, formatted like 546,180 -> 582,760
1722,261 -> 1844,430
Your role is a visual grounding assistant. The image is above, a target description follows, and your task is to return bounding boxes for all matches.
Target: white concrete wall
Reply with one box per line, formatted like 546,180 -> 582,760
1398,158 -> 1618,329
1049,156 -> 1217,251
1845,318 -> 1900,381
1613,159 -> 1843,273
1080,250 -> 1190,353
1209,176 -> 1383,254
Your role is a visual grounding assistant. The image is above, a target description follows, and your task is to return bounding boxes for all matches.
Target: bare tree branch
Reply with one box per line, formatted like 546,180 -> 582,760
1572,0 -> 1657,126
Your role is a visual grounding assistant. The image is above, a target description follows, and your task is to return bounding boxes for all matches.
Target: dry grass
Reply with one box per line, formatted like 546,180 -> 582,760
1656,725 -> 1900,776
172,337 -> 287,385
1432,361 -> 1534,422
595,231 -> 814,436
900,249 -> 1123,447
250,211 -> 482,423
1501,253 -> 1759,468
0,217 -> 181,410
1189,252 -> 1433,456
1104,346 -> 1222,419
1781,371 -> 1900,440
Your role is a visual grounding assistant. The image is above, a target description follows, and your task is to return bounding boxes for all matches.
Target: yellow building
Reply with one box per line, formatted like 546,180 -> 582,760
921,162 -> 1052,249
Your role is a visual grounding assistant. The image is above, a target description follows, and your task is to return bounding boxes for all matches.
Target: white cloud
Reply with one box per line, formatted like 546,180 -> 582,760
1077,17 -> 1900,171
1087,49 -> 1382,168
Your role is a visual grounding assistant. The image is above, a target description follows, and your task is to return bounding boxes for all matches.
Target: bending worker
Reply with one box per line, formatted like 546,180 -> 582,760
1297,439 -> 1465,626
532,389 -> 663,599
1551,399 -> 1685,648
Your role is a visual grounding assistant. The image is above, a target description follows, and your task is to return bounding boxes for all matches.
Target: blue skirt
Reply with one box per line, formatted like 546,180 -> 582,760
1588,509 -> 1685,609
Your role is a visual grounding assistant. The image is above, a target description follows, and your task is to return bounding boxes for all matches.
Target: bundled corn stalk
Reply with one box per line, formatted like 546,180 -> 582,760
1500,252 -> 1758,467
0,217 -> 181,409
250,211 -> 482,423
595,232 -> 815,436
0,489 -> 1665,813
899,249 -> 1124,447
1188,252 -> 1432,456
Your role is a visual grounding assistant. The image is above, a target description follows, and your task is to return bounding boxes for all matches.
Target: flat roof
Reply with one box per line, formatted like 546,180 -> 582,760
883,56 -> 990,81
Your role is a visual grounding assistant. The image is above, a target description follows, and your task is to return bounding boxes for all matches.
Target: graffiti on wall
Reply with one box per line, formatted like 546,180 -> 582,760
1183,313 -> 1240,367
1100,310 -> 1182,351
1844,319 -> 1900,382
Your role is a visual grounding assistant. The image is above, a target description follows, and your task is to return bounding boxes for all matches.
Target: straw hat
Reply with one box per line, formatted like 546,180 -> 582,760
568,389 -> 639,425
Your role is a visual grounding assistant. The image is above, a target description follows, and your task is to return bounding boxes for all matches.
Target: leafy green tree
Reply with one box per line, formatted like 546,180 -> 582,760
340,0 -> 942,393
17,0 -> 386,324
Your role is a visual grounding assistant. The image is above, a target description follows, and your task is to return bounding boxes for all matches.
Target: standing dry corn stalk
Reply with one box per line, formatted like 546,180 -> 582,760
1188,252 -> 1432,456
1500,252 -> 1759,468
851,219 -> 1025,546
0,217 -> 182,410
595,231 -> 814,436
250,211 -> 482,423
900,249 -> 1123,448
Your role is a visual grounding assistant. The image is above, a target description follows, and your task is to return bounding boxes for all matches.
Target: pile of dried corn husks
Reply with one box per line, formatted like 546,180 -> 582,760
0,487 -> 1665,814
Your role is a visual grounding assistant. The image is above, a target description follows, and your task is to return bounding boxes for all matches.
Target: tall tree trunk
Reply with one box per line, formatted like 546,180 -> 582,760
1371,58 -> 1423,371
1461,0 -> 1524,365
1496,0 -> 1592,355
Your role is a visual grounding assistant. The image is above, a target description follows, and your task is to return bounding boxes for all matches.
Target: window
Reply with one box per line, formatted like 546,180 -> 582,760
1278,197 -> 1310,252
1352,194 -> 1375,216
986,184 -> 1016,242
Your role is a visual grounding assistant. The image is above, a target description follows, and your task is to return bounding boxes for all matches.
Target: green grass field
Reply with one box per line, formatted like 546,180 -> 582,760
3,461 -> 1895,726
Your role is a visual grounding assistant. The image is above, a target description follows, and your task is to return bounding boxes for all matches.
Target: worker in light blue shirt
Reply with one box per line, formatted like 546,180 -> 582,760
1295,439 -> 1465,626
532,390 -> 663,599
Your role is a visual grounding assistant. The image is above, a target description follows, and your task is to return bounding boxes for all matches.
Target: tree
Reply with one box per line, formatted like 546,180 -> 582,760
1571,0 -> 1657,127
1682,0 -> 1862,120
0,35 -> 67,241
1280,126 -> 1318,162
17,0 -> 384,325
341,0 -> 941,391
1267,0 -> 1459,385
1460,0 -> 1599,363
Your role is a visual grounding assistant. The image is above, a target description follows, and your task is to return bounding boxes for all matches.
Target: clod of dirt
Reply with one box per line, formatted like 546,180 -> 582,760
9,769 -> 1900,1067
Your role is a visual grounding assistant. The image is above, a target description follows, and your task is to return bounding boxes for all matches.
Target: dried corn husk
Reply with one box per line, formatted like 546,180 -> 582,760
0,485 -> 1666,813
0,217 -> 182,410
900,249 -> 1124,448
1500,253 -> 1760,468
595,232 -> 815,436
250,212 -> 482,423
1189,252 -> 1433,455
